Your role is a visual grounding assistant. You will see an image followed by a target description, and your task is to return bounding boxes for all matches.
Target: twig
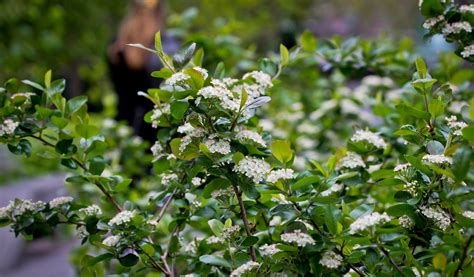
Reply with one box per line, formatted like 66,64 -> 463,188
30,135 -> 123,212
379,246 -> 405,276
153,188 -> 178,222
232,184 -> 257,261
334,248 -> 365,277
161,224 -> 180,277
454,235 -> 474,277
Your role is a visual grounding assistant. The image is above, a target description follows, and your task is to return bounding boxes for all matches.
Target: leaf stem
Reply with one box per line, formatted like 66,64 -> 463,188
454,235 -> 474,277
232,184 -> 257,261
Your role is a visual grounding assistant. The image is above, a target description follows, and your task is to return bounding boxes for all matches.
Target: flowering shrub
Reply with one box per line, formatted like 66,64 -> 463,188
420,0 -> 474,61
1,22 -> 474,277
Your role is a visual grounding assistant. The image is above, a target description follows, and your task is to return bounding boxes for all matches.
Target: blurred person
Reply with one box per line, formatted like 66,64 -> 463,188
107,0 -> 178,142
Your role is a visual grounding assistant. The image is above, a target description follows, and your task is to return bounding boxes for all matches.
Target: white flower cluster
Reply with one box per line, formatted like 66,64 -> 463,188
206,235 -> 224,244
0,199 -> 46,218
0,119 -> 19,136
197,85 -> 240,113
205,137 -> 231,155
191,177 -> 204,186
461,44 -> 474,58
160,173 -> 179,186
103,235 -> 121,247
349,212 -> 392,234
178,124 -> 205,153
211,187 -> 234,199
280,230 -> 315,247
233,156 -> 271,183
423,15 -> 445,29
151,141 -> 163,159
79,205 -> 102,217
49,196 -> 74,208
266,169 -> 294,183
108,210 -> 135,226
362,75 -> 394,87
321,183 -> 344,197
420,206 -> 451,231
399,215 -> 415,229
230,261 -> 260,277
445,115 -> 467,136
150,103 -> 170,128
442,22 -> 472,35
462,211 -> 474,219
422,154 -> 452,165
236,129 -> 267,147
394,163 -> 411,173
77,225 -> 89,239
404,181 -> 419,197
193,66 -> 209,79
259,244 -> 280,256
336,152 -> 366,170
165,72 -> 190,87
460,5 -> 474,14
351,130 -> 387,149
319,251 -> 343,269
222,225 -> 241,240
243,71 -> 273,89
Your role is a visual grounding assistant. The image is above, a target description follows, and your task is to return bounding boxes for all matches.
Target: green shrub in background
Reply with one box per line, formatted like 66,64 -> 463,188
0,1 -> 473,276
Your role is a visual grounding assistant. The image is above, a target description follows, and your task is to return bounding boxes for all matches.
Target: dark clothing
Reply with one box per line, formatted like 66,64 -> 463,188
107,35 -> 179,142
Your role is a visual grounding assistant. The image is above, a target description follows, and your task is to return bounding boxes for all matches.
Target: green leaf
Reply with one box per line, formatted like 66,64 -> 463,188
61,158 -> 78,169
67,96 -> 88,115
280,44 -> 289,66
89,156 -> 106,175
44,70 -> 52,88
170,138 -> 199,160
8,139 -> 32,157
118,249 -> 139,267
433,253 -> 446,270
241,236 -> 258,247
452,146 -> 472,181
87,253 -> 114,267
140,243 -> 155,257
193,48 -> 204,67
415,57 -> 427,79
324,205 -> 340,234
170,101 -> 189,120
299,30 -> 317,52
292,176 -> 320,191
396,104 -> 430,121
202,178 -> 231,198
199,255 -> 232,268
428,99 -> 445,118
240,88 -> 248,111
426,140 -> 444,155
115,178 -> 133,192
55,139 -> 77,156
51,116 -> 68,129
22,80 -> 44,91
462,126 -> 474,141
386,204 -> 416,217
75,124 -> 100,139
271,140 -> 293,165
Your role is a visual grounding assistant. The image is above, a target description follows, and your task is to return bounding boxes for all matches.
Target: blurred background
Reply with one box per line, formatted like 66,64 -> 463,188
0,0 -> 466,276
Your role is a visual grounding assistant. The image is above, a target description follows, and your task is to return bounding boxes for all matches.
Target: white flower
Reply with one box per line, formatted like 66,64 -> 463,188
108,210 -> 135,226
420,206 -> 451,231
0,204 -> 13,219
177,123 -> 195,134
49,196 -> 73,208
351,130 -> 387,149
103,235 -> 121,247
422,154 -> 452,165
336,152 -> 366,170
165,72 -> 190,86
77,225 -> 89,239
321,183 -> 344,197
9,199 -> 46,215
423,15 -> 445,29
236,129 -> 266,147
79,205 -> 102,217
461,44 -> 474,58
259,244 -> 280,256
206,235 -> 224,244
205,138 -> 231,155
403,181 -> 419,197
230,261 -> 260,277
319,251 -> 343,269
160,173 -> 179,186
281,230 -> 315,247
362,75 -> 394,87
394,163 -> 411,173
150,103 -> 170,128
460,5 -> 474,14
197,86 -> 240,112
445,115 -> 467,136
151,141 -> 163,159
243,71 -> 273,88
266,169 -> 294,183
349,212 -> 392,234
234,156 -> 271,183
191,177 -> 204,186
193,67 -> 208,79
0,119 -> 19,136
271,194 -> 291,205
211,187 -> 234,199
462,211 -> 474,219
442,22 -> 472,35
399,215 -> 415,229
222,225 -> 241,239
